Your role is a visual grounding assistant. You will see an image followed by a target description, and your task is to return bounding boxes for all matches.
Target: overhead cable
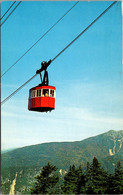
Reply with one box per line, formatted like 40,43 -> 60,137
1,1 -> 79,78
51,1 -> 117,62
1,1 -> 117,105
0,1 -> 16,20
1,74 -> 37,105
0,1 -> 22,27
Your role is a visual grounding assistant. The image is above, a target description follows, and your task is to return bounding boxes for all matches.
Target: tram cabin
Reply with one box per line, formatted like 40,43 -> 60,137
28,85 -> 56,112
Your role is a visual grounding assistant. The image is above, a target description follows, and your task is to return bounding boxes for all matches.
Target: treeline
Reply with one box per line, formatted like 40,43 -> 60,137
31,157 -> 123,194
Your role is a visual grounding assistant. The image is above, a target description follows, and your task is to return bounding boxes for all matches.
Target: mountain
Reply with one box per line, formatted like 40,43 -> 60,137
1,130 -> 123,194
1,148 -> 16,154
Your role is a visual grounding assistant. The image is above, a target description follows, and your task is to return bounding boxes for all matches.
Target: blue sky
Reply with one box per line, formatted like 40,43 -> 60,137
1,1 -> 123,150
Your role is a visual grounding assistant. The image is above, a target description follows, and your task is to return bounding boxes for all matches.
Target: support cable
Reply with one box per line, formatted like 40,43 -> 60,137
0,1 -> 16,20
1,1 -> 79,78
51,1 -> 117,62
1,1 -> 117,106
0,1 -> 22,27
1,74 -> 37,105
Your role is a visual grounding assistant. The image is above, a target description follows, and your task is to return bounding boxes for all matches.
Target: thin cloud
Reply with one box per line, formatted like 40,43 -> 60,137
2,105 -> 123,128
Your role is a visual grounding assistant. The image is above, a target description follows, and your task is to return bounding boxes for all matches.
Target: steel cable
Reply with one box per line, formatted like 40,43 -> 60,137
0,1 -> 22,27
0,1 -> 16,20
1,74 -> 37,105
1,1 -> 79,78
1,1 -> 117,105
51,1 -> 117,62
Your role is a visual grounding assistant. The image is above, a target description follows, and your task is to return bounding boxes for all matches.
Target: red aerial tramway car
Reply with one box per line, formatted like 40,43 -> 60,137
28,60 -> 56,112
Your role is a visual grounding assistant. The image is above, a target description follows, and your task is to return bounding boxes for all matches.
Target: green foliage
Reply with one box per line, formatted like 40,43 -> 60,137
63,165 -> 85,194
84,157 -> 109,194
1,130 -> 123,194
105,161 -> 123,194
31,162 -> 59,194
2,130 -> 123,173
112,161 -> 123,194
63,165 -> 77,194
2,157 -> 123,194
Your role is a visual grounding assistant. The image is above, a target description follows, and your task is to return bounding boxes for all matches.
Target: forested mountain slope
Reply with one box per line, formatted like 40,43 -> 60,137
1,130 -> 123,194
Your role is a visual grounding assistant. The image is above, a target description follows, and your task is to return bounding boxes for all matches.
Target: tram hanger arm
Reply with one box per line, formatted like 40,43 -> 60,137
36,59 -> 52,74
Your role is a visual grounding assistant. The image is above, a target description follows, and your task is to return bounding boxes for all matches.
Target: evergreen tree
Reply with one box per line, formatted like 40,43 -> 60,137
84,161 -> 96,194
105,173 -> 114,194
76,165 -> 86,194
84,157 -> 109,194
63,165 -> 77,194
112,161 -> 123,194
31,162 -> 59,194
63,164 -> 85,194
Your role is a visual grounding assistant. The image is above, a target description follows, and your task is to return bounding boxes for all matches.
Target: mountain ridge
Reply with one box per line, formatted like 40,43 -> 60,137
1,129 -> 123,194
3,129 -> 123,152
2,129 -> 123,170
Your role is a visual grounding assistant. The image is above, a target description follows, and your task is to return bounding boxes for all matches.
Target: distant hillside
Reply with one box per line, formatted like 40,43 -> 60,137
1,130 -> 123,194
1,148 -> 16,154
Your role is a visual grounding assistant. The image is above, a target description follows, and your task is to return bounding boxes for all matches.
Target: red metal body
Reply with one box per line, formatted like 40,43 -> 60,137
28,85 -> 56,112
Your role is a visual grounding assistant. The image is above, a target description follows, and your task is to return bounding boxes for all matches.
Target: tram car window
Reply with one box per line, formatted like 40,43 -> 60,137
50,90 -> 54,97
32,90 -> 36,98
42,89 -> 49,97
37,89 -> 41,97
